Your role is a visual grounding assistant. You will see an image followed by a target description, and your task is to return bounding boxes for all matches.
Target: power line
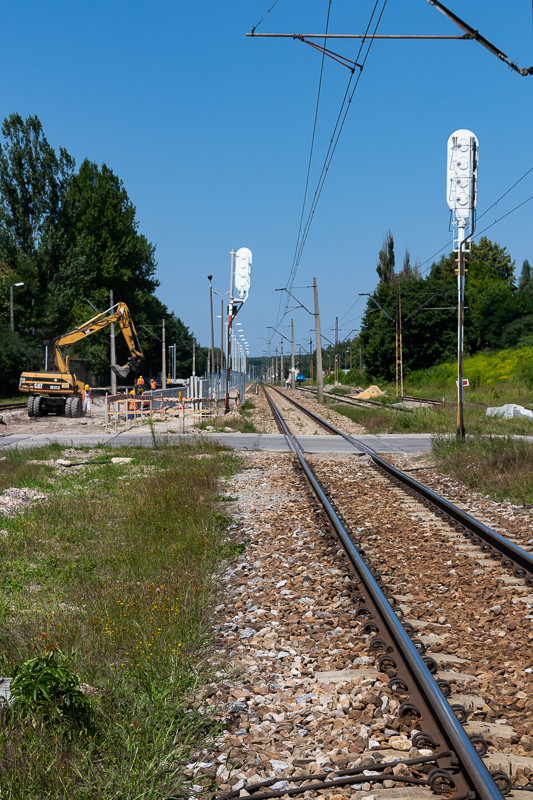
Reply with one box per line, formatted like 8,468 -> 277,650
471,192 -> 533,241
273,0 -> 333,332
250,0 -> 283,35
289,1 -> 388,288
476,166 -> 533,223
338,293 -> 363,323
418,165 -> 533,275
273,0 -> 388,333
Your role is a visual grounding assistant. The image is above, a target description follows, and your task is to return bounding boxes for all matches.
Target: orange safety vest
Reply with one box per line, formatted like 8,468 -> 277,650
82,388 -> 92,402
150,379 -> 156,390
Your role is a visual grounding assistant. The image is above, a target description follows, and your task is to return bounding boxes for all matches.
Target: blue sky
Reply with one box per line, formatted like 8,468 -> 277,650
2,1 -> 532,359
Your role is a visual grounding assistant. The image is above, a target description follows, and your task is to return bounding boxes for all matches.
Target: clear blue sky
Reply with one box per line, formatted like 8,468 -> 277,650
2,1 -> 532,359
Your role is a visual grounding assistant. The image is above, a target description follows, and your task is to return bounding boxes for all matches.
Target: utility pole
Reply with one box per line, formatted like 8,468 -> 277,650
290,318 -> 295,389
398,278 -> 404,398
192,338 -> 196,376
162,318 -> 166,389
110,288 -> 117,394
309,337 -> 313,384
313,277 -> 324,403
280,339 -> 284,384
395,279 -> 399,399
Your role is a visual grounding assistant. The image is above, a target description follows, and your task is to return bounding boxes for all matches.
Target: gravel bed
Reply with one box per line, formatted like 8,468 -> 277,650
265,388 -> 366,438
185,452 -> 533,798
187,453 -> 431,797
386,453 -> 533,553
242,390 -> 279,434
309,456 -> 533,785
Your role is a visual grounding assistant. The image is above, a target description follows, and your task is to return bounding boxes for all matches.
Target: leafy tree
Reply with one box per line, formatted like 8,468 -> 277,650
0,114 -> 76,374
360,236 -> 523,381
0,113 -> 192,392
376,230 -> 395,284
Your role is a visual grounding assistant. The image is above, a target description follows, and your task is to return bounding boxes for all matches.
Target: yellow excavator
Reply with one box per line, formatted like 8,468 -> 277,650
19,302 -> 143,418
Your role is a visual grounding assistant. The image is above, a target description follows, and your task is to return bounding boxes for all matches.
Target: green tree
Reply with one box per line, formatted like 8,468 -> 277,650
0,114 -> 75,386
376,230 -> 395,285
360,236 -> 522,381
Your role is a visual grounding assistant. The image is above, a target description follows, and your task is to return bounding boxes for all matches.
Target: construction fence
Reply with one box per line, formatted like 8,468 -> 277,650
105,371 -> 247,428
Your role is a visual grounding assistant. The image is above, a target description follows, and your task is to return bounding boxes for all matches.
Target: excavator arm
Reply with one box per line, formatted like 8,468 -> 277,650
54,302 -> 143,378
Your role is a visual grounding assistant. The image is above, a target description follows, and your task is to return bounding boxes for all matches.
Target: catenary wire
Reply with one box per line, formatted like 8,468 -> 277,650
273,0 -> 333,334
273,0 -> 388,336
251,0 -> 283,35
286,1 -> 387,297
417,165 -> 533,275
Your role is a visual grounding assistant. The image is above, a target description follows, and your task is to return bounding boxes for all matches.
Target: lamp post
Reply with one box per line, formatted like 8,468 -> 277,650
225,247 -> 252,413
207,275 -> 215,375
10,282 -> 24,332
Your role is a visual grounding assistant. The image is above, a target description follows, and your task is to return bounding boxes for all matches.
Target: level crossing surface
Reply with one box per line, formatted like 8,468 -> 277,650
0,431 -> 434,453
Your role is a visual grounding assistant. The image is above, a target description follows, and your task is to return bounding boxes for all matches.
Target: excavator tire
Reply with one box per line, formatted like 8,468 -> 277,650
33,397 -> 43,418
27,397 -> 35,417
71,396 -> 83,418
65,397 -> 73,417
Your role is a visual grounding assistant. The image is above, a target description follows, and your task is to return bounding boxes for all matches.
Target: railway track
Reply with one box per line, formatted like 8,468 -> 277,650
296,385 -> 412,414
266,386 -> 533,586
218,386 -> 533,799
298,386 -> 487,413
0,402 -> 27,412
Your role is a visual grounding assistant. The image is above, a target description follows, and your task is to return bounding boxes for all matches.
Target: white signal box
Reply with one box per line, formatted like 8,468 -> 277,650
447,129 -> 478,250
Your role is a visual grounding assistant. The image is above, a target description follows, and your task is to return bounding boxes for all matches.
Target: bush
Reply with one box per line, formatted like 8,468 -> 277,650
409,347 -> 533,390
9,647 -> 93,734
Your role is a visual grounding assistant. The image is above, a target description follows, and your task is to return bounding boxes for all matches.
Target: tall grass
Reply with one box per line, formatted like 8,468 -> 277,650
432,434 -> 533,504
0,442 -> 237,799
330,400 -> 533,436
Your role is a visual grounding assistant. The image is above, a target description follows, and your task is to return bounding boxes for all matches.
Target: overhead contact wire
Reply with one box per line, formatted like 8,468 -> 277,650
279,0 -> 388,329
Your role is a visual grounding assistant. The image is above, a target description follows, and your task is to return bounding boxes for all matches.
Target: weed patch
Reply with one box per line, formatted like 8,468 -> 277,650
0,441 -> 238,799
432,434 -> 533,503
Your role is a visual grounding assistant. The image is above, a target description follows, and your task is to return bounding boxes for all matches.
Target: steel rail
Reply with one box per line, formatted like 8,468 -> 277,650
268,386 -> 533,585
0,402 -> 27,411
296,384 -> 412,413
263,386 -> 504,800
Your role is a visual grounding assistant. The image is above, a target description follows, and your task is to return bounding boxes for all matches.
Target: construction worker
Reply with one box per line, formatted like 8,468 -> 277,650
136,375 -> 145,391
82,384 -> 92,417
128,389 -> 135,420
150,377 -> 156,390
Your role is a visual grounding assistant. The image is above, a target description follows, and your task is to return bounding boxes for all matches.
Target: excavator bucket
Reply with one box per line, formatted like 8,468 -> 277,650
111,363 -> 131,379
111,357 -> 140,379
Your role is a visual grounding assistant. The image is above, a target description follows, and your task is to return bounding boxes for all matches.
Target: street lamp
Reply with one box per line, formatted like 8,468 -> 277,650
10,282 -> 24,332
207,275 -> 215,375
